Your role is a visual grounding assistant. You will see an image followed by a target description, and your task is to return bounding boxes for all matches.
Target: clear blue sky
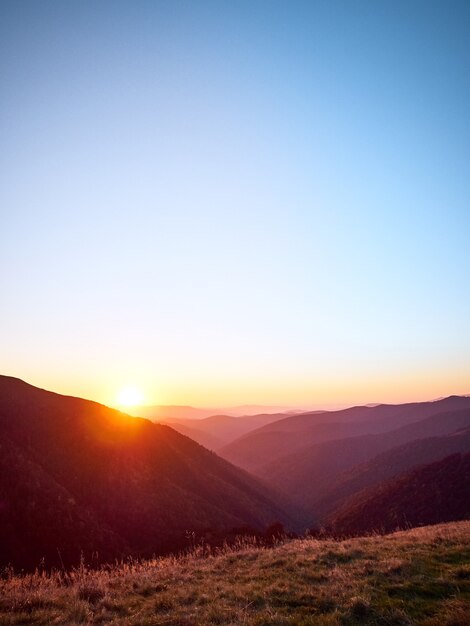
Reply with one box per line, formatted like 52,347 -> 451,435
1,0 -> 469,407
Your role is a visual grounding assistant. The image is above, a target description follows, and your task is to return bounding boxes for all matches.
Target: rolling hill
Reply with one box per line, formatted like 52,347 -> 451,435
313,426 -> 470,520
327,453 -> 470,535
258,408 -> 470,516
0,376 -> 300,570
160,412 -> 293,449
219,396 -> 470,472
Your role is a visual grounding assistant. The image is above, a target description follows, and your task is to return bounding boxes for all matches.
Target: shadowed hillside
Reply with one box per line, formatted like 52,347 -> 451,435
326,453 -> 470,536
258,408 -> 470,516
0,376 -> 300,570
1,521 -> 468,625
313,427 -> 470,520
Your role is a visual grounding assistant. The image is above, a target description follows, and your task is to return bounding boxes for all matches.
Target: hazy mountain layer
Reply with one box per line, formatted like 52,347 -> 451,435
258,408 -> 470,516
160,412 -> 294,449
220,396 -> 470,472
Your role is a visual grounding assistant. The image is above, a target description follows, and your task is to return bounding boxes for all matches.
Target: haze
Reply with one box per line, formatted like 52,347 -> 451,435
1,0 -> 469,407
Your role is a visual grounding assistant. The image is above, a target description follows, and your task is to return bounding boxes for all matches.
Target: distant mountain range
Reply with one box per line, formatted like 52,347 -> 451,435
0,376 -> 300,570
129,404 -> 304,420
125,406 -> 304,450
214,395 -> 470,530
160,412 -> 297,449
219,396 -> 470,471
258,406 -> 470,516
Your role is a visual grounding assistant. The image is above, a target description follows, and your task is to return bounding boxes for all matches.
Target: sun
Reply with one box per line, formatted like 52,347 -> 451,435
116,386 -> 144,408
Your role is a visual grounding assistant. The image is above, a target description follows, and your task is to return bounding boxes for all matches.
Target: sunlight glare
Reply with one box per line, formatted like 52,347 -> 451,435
116,386 -> 144,408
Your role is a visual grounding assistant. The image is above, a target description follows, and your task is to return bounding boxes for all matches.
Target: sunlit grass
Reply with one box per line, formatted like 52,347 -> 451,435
0,522 -> 469,625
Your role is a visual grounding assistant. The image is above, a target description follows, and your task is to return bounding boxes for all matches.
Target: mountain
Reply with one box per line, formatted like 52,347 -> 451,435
0,376 -> 299,570
129,405 -> 227,420
131,404 -> 300,420
258,408 -> 470,516
326,453 -> 470,535
0,434 -> 128,569
161,412 -> 294,449
158,421 -> 225,450
219,396 -> 470,472
313,426 -> 470,520
220,417 -> 381,472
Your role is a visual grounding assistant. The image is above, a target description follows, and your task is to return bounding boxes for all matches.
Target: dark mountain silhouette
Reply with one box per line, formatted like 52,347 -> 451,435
0,434 -> 128,569
258,408 -> 470,517
326,452 -> 470,535
313,426 -> 470,520
219,396 -> 470,472
0,376 -> 300,570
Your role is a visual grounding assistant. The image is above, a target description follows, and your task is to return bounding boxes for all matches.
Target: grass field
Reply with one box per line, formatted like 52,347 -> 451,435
1,521 -> 469,625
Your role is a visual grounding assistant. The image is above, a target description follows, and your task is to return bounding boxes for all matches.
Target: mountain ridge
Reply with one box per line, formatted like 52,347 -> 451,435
219,395 -> 470,472
0,375 -> 301,570
257,407 -> 470,517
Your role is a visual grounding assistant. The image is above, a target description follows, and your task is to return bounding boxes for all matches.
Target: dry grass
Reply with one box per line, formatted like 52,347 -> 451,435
1,521 -> 469,625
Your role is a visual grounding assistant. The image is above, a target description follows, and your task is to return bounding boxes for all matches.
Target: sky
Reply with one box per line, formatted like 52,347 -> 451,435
1,0 -> 469,409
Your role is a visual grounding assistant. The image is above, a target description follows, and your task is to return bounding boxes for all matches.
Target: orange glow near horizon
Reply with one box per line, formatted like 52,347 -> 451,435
128,364 -> 469,409
108,372 -> 469,411
5,366 -> 469,412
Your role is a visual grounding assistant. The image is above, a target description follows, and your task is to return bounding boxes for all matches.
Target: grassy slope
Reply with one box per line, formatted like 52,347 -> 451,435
1,522 -> 469,625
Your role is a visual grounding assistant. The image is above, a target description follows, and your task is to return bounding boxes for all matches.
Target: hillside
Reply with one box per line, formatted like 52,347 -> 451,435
258,408 -> 470,515
313,427 -> 470,520
0,435 -> 128,570
0,376 -> 299,570
220,396 -> 470,472
327,453 -> 470,536
1,521 -> 469,625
